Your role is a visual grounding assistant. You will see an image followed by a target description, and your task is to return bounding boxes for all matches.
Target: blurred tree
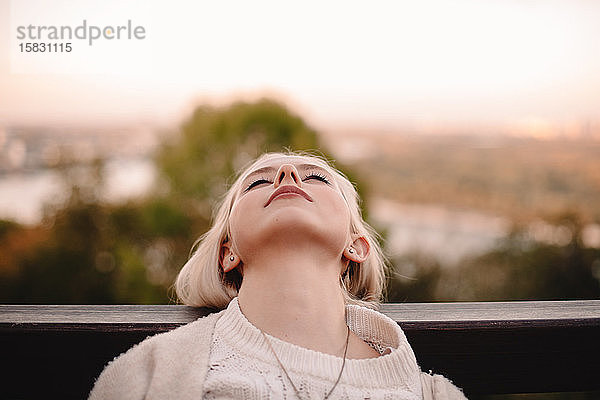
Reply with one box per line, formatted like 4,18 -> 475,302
2,101 -> 598,305
437,211 -> 600,301
386,252 -> 442,302
0,219 -> 19,239
384,211 -> 600,303
157,98 -> 330,219
0,159 -> 172,304
1,98 -> 369,304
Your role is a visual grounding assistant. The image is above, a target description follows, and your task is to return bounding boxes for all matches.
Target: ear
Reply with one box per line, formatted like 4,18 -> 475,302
220,240 -> 240,273
343,236 -> 370,263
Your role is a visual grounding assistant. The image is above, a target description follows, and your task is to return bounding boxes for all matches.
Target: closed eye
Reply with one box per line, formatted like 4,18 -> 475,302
303,173 -> 330,184
244,178 -> 272,192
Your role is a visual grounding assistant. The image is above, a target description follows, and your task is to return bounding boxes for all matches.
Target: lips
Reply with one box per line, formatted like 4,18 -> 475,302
264,185 -> 313,207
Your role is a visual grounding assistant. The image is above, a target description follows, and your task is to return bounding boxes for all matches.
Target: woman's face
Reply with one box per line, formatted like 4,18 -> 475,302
228,156 -> 352,264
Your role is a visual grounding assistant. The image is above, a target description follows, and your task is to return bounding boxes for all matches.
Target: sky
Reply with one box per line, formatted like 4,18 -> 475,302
1,0 -> 599,135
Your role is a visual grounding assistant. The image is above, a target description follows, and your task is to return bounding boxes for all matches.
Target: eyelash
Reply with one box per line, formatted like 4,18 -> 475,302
304,172 -> 330,184
244,177 -> 271,192
243,172 -> 331,192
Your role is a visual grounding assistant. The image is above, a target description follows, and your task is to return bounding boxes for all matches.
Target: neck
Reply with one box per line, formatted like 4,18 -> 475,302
237,246 -> 349,356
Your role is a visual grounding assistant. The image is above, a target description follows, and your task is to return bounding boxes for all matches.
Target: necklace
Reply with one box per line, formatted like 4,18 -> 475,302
260,325 -> 350,400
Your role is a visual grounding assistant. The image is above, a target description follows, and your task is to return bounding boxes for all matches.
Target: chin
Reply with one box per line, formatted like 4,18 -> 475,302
266,211 -> 322,236
241,212 -> 346,251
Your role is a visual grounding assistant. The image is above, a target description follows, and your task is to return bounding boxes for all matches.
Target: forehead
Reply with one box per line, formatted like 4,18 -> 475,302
243,155 -> 333,178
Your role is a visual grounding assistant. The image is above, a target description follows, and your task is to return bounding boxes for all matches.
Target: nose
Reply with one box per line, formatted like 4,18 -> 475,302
274,164 -> 302,188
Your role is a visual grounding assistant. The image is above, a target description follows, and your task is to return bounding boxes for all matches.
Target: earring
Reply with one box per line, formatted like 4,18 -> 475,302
229,255 -> 235,262
348,248 -> 355,254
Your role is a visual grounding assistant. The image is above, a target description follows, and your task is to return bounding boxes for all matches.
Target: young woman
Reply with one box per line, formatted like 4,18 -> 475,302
89,152 -> 466,400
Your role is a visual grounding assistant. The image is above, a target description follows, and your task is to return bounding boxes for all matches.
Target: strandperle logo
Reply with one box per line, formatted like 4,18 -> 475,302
16,19 -> 146,46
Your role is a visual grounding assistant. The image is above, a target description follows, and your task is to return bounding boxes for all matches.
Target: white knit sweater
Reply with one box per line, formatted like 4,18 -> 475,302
205,297 -> 421,399
89,298 -> 466,400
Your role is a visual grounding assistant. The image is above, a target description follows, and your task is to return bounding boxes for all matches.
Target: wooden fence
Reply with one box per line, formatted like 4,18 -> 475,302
2,300 -> 599,399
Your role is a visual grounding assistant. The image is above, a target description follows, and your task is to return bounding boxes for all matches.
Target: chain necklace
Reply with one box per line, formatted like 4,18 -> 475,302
260,325 -> 350,400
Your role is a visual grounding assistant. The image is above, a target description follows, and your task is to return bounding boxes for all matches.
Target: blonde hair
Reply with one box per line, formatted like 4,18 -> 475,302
175,151 -> 388,309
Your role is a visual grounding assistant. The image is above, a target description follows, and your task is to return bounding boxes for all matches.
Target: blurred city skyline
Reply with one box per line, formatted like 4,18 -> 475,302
1,0 -> 599,137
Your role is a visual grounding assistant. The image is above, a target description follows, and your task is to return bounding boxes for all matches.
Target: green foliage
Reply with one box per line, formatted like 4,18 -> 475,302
156,99 -> 325,215
2,98 -> 364,304
386,211 -> 600,302
448,225 -> 600,301
386,253 -> 442,303
0,219 -> 19,239
10,98 -> 597,306
0,159 -> 175,304
139,198 -> 192,237
1,196 -> 117,303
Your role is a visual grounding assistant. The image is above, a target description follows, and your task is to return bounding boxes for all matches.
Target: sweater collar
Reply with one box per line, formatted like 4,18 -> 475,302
214,297 -> 421,391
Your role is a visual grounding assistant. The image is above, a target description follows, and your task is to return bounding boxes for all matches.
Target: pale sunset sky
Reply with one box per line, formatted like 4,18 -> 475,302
1,0 -> 599,136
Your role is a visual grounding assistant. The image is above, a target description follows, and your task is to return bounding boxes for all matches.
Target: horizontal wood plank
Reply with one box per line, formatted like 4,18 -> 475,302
2,301 -> 599,399
2,300 -> 597,325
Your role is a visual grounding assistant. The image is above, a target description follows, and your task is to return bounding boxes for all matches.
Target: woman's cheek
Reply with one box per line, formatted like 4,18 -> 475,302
318,195 -> 351,234
229,196 -> 261,238
328,193 -> 351,217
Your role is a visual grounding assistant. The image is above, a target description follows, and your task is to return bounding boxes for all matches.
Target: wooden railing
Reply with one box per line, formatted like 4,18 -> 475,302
2,300 -> 599,399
